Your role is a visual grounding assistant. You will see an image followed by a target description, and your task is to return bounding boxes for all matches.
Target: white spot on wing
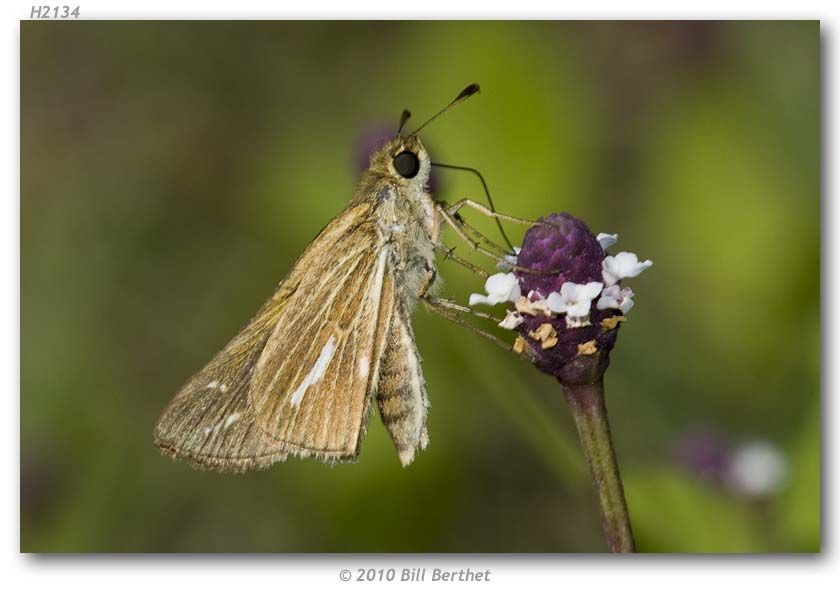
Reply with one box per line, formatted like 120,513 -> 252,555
289,336 -> 336,407
358,356 -> 370,379
206,380 -> 219,389
204,412 -> 242,437
219,383 -> 228,393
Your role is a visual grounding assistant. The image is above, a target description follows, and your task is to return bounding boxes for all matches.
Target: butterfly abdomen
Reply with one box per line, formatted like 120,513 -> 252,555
376,306 -> 430,467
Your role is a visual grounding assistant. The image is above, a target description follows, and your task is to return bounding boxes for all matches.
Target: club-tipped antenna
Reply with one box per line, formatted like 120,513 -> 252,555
397,109 -> 412,135
407,83 -> 480,137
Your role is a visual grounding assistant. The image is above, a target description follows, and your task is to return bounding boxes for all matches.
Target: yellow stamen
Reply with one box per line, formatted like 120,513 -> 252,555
577,340 -> 598,355
600,315 -> 627,331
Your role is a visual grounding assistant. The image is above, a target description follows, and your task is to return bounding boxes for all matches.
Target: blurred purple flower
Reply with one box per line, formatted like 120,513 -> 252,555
355,125 -> 394,173
672,428 -> 789,498
672,428 -> 732,484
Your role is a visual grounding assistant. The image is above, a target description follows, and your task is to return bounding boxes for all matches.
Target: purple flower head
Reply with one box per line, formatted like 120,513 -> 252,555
516,213 -> 605,296
469,212 -> 652,385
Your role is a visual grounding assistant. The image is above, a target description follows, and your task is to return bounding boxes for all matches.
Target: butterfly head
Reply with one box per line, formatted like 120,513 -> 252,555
367,135 -> 431,189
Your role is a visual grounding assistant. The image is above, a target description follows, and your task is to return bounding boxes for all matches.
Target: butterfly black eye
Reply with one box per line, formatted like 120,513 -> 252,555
393,151 -> 420,179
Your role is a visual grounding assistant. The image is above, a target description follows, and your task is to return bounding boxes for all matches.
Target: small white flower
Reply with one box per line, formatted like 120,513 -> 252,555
469,272 -> 521,306
497,311 -> 524,330
727,441 -> 788,497
597,233 -> 619,250
602,252 -> 653,286
596,285 -> 635,313
496,246 -> 521,272
546,281 -> 604,328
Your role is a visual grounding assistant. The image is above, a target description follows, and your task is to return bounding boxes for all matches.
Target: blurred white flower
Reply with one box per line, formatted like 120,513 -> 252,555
602,252 -> 653,286
727,441 -> 788,498
546,281 -> 604,328
597,285 -> 635,313
469,272 -> 521,306
597,233 -> 618,250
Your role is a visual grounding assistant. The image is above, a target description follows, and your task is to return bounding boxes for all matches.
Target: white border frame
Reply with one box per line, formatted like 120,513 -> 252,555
3,3 -> 833,599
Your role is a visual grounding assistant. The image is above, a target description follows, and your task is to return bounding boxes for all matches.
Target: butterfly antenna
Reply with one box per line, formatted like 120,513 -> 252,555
408,83 -> 480,137
397,109 -> 412,136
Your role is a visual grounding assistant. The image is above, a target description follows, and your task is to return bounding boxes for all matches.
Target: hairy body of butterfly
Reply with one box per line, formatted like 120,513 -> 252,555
154,135 -> 443,472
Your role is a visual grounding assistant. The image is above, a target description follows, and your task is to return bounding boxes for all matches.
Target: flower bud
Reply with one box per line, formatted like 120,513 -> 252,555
471,213 -> 652,385
515,216 -> 620,385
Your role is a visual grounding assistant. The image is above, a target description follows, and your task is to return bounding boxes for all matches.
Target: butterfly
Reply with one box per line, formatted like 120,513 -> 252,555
154,84 -> 504,472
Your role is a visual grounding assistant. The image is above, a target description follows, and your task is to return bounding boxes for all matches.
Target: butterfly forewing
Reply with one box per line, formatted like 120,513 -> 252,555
154,201 -> 393,470
249,213 -> 395,459
153,286 -> 294,472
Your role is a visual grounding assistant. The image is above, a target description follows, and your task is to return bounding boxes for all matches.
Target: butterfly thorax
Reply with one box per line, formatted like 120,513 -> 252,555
355,136 -> 442,309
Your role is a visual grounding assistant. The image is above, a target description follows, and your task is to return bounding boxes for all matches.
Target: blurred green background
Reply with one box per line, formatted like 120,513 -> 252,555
21,21 -> 819,553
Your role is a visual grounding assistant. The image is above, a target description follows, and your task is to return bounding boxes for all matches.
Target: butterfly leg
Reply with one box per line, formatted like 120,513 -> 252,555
436,204 -> 509,263
460,218 -> 515,258
416,264 -> 438,299
427,296 -> 505,324
446,198 -> 540,227
436,203 -> 565,278
421,296 -> 534,364
422,297 -> 510,350
439,216 -> 564,280
436,206 -> 565,289
437,204 -> 552,276
417,255 -> 496,323
437,244 -> 490,278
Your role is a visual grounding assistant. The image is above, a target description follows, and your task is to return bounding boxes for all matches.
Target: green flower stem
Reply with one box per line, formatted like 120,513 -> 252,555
562,381 -> 636,553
